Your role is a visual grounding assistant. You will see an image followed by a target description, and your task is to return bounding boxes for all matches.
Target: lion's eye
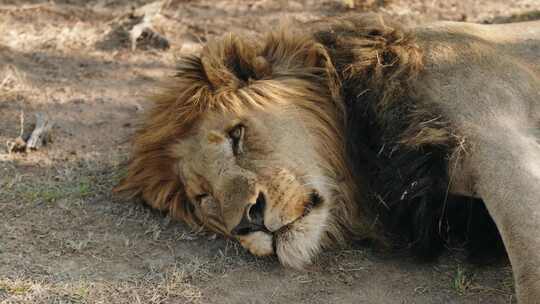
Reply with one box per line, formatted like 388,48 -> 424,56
195,193 -> 209,203
228,124 -> 245,155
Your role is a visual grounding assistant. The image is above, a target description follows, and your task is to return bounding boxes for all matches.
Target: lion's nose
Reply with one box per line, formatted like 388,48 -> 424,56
231,192 -> 267,236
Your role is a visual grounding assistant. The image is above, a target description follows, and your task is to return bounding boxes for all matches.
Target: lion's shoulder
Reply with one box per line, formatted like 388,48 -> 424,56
325,16 -> 540,259
411,20 -> 540,128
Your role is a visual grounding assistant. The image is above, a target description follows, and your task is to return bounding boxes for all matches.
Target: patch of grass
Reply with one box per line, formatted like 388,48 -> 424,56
12,178 -> 94,204
74,285 -> 90,299
21,184 -> 65,203
2,162 -> 122,205
0,272 -> 203,304
75,179 -> 93,198
64,237 -> 92,252
452,266 -> 473,295
0,278 -> 89,303
0,279 -> 32,296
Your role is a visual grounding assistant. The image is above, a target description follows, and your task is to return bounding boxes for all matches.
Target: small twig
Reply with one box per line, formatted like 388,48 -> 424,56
18,110 -> 24,138
0,73 -> 10,89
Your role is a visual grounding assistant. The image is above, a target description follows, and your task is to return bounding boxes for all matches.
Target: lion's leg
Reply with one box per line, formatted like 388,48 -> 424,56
470,125 -> 540,303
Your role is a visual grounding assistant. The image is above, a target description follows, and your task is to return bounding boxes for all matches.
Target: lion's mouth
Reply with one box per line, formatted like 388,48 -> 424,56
274,190 -> 324,234
235,190 -> 324,236
235,189 -> 329,268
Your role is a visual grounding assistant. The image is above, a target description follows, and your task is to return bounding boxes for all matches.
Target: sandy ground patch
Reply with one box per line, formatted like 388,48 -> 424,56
2,0 -> 539,303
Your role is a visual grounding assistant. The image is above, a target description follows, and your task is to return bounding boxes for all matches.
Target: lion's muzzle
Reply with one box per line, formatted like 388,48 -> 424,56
233,187 -> 326,268
230,192 -> 268,236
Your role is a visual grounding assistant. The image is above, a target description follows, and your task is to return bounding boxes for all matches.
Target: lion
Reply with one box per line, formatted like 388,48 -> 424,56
115,15 -> 540,303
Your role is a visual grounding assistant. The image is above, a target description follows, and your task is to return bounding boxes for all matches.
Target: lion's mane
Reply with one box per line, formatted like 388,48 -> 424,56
116,14 -> 503,259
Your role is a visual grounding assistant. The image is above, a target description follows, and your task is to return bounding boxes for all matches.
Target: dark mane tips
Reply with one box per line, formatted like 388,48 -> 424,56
312,14 -> 423,112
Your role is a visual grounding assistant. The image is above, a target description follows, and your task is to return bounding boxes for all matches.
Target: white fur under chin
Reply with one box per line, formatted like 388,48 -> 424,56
236,204 -> 332,269
275,206 -> 330,269
238,231 -> 274,256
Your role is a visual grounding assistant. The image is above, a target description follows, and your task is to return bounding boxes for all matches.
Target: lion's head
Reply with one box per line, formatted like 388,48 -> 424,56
115,15 -> 421,268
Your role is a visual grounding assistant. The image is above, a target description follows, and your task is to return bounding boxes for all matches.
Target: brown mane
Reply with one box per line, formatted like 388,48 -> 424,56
114,14 -> 429,241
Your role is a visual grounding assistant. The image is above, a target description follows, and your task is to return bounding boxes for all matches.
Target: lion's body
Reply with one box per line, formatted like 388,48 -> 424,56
415,21 -> 540,302
117,16 -> 540,303
414,21 -> 540,194
414,21 -> 540,154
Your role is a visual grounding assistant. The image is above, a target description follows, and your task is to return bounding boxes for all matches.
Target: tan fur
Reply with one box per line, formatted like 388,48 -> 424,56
414,20 -> 540,303
115,15 -> 540,303
115,28 -> 371,268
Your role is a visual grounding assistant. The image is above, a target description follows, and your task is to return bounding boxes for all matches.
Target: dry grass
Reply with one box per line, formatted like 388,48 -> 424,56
2,1 -> 539,303
1,161 -> 119,205
0,65 -> 29,100
452,266 -> 473,295
0,266 -> 203,304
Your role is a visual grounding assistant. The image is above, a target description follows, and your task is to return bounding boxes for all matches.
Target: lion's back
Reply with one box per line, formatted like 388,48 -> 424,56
414,20 -> 540,66
411,20 -> 540,132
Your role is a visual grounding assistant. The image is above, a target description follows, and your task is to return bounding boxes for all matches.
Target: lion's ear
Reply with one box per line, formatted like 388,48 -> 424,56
262,28 -> 341,97
200,34 -> 272,89
262,29 -> 330,69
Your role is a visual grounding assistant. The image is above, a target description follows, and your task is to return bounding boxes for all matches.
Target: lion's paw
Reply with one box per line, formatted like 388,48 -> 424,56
237,231 -> 274,256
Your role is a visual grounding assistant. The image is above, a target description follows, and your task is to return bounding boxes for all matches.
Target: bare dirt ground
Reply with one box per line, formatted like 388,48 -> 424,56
1,0 -> 539,303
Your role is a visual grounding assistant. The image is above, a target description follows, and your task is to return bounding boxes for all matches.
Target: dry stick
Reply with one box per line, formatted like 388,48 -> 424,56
18,110 -> 24,138
5,111 -> 26,153
129,1 -> 170,51
26,112 -> 54,151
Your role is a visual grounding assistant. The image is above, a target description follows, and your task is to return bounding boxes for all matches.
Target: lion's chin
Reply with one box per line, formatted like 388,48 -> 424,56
275,206 -> 329,269
238,206 -> 331,270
